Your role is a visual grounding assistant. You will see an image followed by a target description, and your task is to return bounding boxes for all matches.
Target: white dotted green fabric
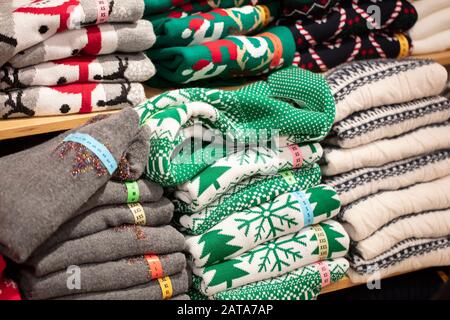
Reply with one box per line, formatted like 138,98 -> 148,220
135,66 -> 335,187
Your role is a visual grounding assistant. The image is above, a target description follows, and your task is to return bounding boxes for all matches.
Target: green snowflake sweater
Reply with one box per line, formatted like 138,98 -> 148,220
193,220 -> 350,296
185,185 -> 341,267
175,143 -> 323,212
176,165 -> 322,235
147,26 -> 295,86
189,258 -> 349,300
152,3 -> 280,48
135,66 -> 335,187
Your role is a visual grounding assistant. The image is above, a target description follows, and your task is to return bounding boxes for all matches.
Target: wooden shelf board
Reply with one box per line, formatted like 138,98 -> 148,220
413,50 -> 450,65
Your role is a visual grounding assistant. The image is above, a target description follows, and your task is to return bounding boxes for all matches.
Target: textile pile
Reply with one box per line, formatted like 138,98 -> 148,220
279,0 -> 418,72
321,58 -> 450,283
135,66 -> 350,300
0,108 -> 189,300
410,0 -> 450,55
0,0 -> 156,119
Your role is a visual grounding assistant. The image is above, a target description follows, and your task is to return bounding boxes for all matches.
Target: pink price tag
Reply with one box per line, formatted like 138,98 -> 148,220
95,0 -> 109,24
288,144 -> 303,169
316,261 -> 331,288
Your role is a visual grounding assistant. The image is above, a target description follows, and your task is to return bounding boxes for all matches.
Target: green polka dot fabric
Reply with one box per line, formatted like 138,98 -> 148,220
176,165 -> 322,235
189,258 -> 349,300
135,66 -> 335,187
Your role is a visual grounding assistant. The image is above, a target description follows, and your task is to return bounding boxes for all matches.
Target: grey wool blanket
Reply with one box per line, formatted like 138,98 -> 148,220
39,198 -> 174,251
27,225 -> 185,277
0,108 -> 151,263
56,269 -> 190,300
21,252 -> 186,300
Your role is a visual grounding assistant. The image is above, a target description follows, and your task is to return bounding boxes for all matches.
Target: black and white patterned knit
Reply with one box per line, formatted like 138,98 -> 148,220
347,236 -> 450,283
327,96 -> 450,148
323,149 -> 450,206
325,59 -> 448,122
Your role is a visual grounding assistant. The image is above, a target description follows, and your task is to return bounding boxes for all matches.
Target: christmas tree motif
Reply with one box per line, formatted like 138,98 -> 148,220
199,229 -> 242,265
242,232 -> 307,273
310,223 -> 347,258
194,165 -> 231,197
151,104 -> 188,126
235,194 -> 299,242
307,186 -> 340,218
204,259 -> 249,289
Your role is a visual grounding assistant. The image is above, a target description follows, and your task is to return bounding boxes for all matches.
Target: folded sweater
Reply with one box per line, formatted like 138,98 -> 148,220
194,220 -> 349,296
1,53 -> 156,91
0,108 -> 150,263
21,252 -> 186,300
38,198 -> 174,251
177,165 -> 322,235
9,20 -> 155,69
27,225 -> 185,277
186,185 -> 341,267
322,122 -> 450,176
0,0 -> 145,67
57,269 -> 190,300
339,175 -> 450,242
136,66 -> 335,186
323,149 -> 450,206
327,95 -> 450,149
325,59 -> 448,123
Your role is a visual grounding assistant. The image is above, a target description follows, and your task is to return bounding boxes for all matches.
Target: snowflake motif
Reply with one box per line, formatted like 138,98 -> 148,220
242,232 -> 307,273
235,194 -> 299,242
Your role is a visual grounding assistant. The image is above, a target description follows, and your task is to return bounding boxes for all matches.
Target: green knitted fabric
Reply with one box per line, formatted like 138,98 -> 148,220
143,0 -> 190,15
135,66 -> 335,187
186,185 -> 341,267
176,165 -> 322,235
152,3 -> 280,48
175,142 -> 323,213
149,0 -> 273,29
147,26 -> 295,86
190,258 -> 349,300
192,220 -> 349,296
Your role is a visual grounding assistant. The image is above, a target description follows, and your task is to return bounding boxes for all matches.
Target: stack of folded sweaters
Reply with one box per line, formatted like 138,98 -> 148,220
280,0 -> 418,72
0,0 -> 156,119
135,66 -> 351,300
0,108 -> 189,300
321,58 -> 450,283
0,255 -> 21,300
144,0 -> 296,86
410,0 -> 450,55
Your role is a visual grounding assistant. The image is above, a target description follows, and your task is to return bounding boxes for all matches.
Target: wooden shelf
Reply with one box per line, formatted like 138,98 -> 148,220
413,50 -> 450,65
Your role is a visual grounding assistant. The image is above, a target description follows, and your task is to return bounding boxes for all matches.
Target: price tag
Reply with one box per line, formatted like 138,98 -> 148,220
145,254 -> 164,280
126,181 -> 140,203
396,33 -> 410,58
315,261 -> 331,288
312,225 -> 329,260
128,203 -> 146,225
158,276 -> 173,300
95,0 -> 110,24
288,144 -> 304,169
63,133 -> 117,174
280,171 -> 297,185
292,191 -> 314,227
